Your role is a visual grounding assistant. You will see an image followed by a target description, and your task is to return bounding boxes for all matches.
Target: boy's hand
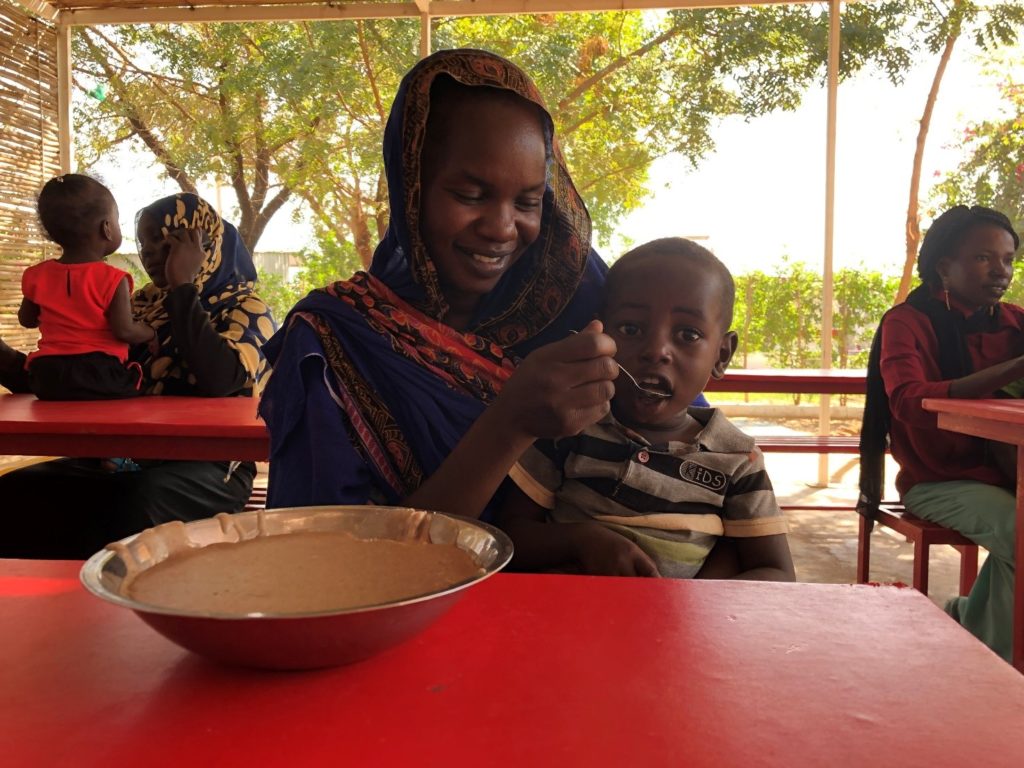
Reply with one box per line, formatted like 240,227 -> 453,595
494,320 -> 617,441
574,523 -> 660,577
164,228 -> 206,288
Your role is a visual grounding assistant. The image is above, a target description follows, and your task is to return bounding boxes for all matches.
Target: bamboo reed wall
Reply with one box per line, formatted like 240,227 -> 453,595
0,0 -> 57,365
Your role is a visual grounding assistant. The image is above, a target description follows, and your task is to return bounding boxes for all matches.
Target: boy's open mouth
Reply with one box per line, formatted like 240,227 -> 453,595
636,374 -> 672,397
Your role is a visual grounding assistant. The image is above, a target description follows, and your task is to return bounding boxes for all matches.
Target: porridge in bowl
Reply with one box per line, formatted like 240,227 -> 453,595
81,506 -> 512,669
122,529 -> 484,614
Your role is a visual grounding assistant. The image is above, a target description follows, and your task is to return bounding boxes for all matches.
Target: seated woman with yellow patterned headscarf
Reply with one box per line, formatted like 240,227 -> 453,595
0,192 -> 276,559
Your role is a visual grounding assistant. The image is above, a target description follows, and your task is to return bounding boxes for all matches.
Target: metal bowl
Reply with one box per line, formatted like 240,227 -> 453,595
80,506 -> 513,670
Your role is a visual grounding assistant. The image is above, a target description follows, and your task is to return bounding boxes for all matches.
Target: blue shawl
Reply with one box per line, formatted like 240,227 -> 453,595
260,49 -> 607,510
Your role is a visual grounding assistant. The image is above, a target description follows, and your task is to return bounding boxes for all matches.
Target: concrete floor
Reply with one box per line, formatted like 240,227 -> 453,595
754,432 -> 976,611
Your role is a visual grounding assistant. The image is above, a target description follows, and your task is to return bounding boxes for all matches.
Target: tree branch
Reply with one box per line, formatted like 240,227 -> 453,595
576,157 -> 653,194
896,11 -> 961,303
556,23 -> 688,116
249,185 -> 293,249
84,28 -> 211,116
127,113 -> 197,194
357,21 -> 387,123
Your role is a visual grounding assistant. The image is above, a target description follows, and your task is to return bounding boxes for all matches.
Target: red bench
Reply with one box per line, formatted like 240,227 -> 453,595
753,435 -> 859,454
857,503 -> 979,596
710,369 -> 865,477
706,368 -> 867,396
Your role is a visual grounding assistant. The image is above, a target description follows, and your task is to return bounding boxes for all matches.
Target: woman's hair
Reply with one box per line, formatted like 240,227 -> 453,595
36,174 -> 115,248
917,205 -> 1020,285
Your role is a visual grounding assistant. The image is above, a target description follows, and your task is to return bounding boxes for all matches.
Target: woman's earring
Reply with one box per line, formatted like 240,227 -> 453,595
943,288 -> 951,311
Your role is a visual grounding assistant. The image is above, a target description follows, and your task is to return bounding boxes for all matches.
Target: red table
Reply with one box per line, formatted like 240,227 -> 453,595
923,397 -> 1024,672
3,561 -> 1022,767
706,368 -> 866,395
0,393 -> 269,461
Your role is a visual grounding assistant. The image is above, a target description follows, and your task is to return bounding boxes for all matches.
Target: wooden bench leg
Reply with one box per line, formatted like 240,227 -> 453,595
957,545 -> 979,597
856,515 -> 871,584
912,542 -> 930,595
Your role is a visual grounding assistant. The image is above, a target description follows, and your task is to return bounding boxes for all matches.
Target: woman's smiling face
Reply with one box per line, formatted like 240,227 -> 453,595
419,87 -> 547,330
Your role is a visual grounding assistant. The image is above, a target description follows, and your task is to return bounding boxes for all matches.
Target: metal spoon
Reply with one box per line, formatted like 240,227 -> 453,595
569,330 -> 672,399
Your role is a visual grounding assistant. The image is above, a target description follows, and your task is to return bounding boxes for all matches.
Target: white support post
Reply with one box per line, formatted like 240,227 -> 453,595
56,20 -> 73,173
817,0 -> 840,487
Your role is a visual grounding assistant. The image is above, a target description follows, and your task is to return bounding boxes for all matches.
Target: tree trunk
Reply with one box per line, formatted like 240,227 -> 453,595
896,29 -> 960,304
349,201 -> 374,268
238,187 -> 292,253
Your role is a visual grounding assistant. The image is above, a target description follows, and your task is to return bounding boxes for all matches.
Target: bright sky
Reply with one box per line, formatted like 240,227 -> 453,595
603,44 -> 1023,276
88,36 -> 1022,280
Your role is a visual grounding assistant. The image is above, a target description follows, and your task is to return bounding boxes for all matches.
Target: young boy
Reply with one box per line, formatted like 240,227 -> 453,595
498,238 -> 795,580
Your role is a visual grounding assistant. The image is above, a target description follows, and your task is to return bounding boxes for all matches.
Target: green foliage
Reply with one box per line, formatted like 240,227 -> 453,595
757,260 -> 823,374
74,8 -> 924,259
833,268 -> 901,368
73,21 -> 420,255
931,61 -> 1023,236
732,272 -> 765,369
437,7 -> 919,247
1003,271 -> 1024,309
877,1 -> 1022,300
733,264 -> 900,400
255,271 -> 303,324
256,233 -> 363,321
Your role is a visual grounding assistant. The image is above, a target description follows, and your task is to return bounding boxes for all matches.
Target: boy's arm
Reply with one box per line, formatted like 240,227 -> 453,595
107,278 -> 156,344
498,483 -> 659,577
497,484 -> 572,571
733,533 -> 795,582
720,444 -> 794,582
17,298 -> 39,329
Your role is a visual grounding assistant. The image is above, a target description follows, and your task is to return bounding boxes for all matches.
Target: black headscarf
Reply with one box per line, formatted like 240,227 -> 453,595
858,206 -> 1020,523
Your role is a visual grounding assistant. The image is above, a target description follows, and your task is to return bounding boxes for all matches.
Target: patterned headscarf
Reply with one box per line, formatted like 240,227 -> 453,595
261,49 -> 607,505
132,193 -> 275,395
370,48 -> 599,348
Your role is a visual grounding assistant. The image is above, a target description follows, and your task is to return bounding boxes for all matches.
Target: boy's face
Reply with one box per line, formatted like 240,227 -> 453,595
603,253 -> 737,433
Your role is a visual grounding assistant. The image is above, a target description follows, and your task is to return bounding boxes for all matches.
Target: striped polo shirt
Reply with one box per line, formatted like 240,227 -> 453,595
509,407 -> 787,578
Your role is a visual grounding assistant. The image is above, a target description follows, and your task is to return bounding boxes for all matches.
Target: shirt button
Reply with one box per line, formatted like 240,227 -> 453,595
636,450 -> 650,464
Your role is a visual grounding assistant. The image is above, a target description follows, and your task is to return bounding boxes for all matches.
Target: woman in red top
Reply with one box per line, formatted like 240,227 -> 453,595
19,174 -> 156,399
861,205 -> 1022,661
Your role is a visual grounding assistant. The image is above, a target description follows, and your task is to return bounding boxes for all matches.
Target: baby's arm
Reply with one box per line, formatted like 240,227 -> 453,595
498,484 -> 659,577
732,534 -> 795,582
107,277 -> 155,345
17,298 -> 39,329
